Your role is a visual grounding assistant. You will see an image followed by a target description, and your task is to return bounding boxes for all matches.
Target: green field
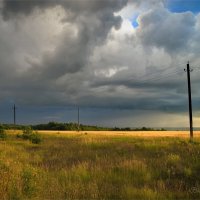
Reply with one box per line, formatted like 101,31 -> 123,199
1,131 -> 200,200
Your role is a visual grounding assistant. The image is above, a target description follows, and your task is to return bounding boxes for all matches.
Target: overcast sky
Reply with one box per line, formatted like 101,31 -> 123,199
0,0 -> 200,127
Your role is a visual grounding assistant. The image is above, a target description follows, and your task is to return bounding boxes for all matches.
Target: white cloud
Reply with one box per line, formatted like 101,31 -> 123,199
94,66 -> 128,78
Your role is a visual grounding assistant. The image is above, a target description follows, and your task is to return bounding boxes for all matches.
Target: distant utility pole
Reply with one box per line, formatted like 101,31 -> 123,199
184,62 -> 193,140
77,106 -> 80,132
13,104 -> 17,125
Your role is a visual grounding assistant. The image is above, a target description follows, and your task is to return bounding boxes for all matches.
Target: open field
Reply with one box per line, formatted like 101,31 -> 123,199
1,130 -> 200,199
37,130 -> 200,138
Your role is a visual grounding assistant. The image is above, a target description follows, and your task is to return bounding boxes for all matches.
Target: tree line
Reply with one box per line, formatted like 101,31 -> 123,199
0,122 -> 165,131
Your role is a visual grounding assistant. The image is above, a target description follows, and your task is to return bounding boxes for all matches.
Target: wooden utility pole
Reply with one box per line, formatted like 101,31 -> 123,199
13,104 -> 16,125
185,62 -> 193,140
78,106 -> 80,132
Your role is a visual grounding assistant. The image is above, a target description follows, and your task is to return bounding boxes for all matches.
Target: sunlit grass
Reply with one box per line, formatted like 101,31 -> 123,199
0,131 -> 200,199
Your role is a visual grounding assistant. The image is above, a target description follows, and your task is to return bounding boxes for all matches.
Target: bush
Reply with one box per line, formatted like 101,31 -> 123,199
30,132 -> 42,144
17,127 -> 42,144
16,133 -> 22,139
22,126 -> 33,140
0,128 -> 7,140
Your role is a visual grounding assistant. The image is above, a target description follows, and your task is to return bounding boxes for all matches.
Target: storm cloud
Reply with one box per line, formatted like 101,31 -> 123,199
136,6 -> 196,53
0,0 -> 199,127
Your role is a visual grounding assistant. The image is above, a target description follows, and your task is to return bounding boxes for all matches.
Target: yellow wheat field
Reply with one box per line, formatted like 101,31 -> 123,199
34,130 -> 200,138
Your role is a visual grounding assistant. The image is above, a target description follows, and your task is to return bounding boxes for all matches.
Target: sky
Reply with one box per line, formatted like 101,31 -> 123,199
0,0 -> 200,127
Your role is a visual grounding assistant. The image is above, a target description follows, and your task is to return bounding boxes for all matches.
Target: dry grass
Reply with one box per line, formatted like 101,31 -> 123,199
37,130 -> 200,138
1,131 -> 200,199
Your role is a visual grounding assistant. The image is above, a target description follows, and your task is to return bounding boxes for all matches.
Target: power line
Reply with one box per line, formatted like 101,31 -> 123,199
94,67 -> 185,91
127,68 -> 183,86
141,61 -> 187,77
192,67 -> 200,71
126,63 -> 185,84
141,69 -> 182,82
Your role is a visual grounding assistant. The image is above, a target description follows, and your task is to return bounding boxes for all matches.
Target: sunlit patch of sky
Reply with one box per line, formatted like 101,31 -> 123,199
130,0 -> 200,29
131,14 -> 139,28
166,0 -> 200,14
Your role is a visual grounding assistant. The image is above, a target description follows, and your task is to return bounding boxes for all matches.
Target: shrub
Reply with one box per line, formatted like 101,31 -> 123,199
17,127 -> 42,144
0,128 -> 7,140
16,133 -> 22,139
22,126 -> 33,140
30,132 -> 42,144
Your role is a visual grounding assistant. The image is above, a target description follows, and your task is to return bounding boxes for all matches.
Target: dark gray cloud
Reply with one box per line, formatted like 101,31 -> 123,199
136,7 -> 196,53
2,0 -> 55,19
1,0 -> 127,78
1,0 -> 127,19
0,0 -> 128,103
0,0 -> 199,127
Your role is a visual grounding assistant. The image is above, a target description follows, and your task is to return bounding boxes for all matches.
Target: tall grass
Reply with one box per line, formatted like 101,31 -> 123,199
0,131 -> 200,199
